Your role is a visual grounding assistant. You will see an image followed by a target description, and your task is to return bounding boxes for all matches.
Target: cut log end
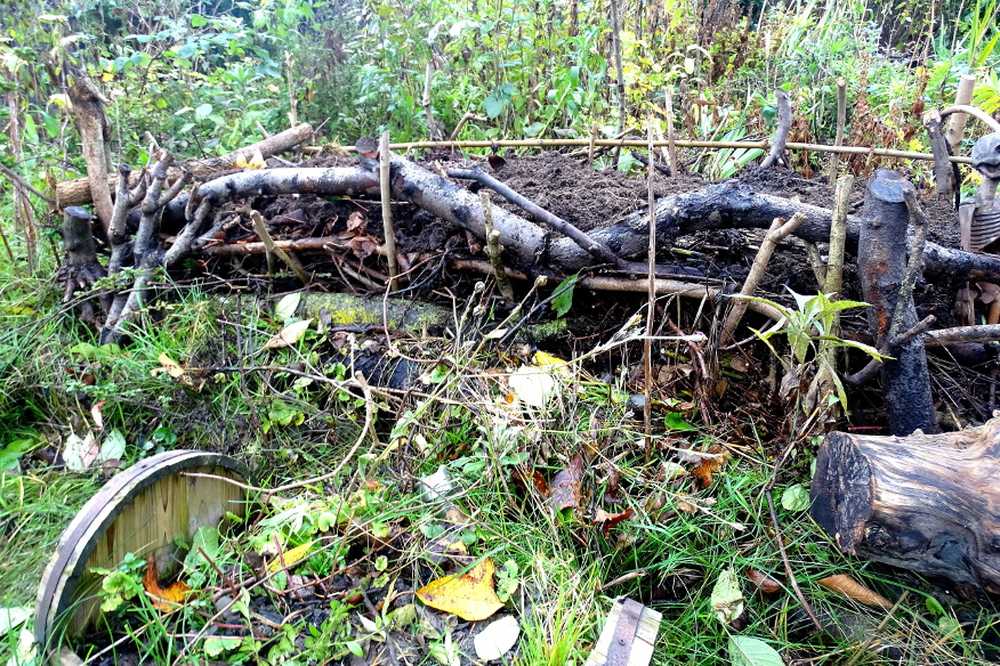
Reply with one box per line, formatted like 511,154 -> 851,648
811,422 -> 1000,593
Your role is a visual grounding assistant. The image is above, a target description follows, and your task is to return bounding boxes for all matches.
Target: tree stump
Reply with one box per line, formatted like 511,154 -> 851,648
857,170 -> 937,435
811,419 -> 1000,593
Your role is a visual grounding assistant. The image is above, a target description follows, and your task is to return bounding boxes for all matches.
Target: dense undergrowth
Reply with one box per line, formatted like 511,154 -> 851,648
2,0 -> 1000,664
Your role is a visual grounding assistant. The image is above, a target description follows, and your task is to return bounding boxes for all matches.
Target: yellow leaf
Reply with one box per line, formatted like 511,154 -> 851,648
416,558 -> 504,621
235,147 -> 266,170
144,556 -> 190,613
268,540 -> 313,575
532,351 -> 567,367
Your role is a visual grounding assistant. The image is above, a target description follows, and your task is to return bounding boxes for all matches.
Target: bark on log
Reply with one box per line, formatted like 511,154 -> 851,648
163,160 -> 1000,283
811,418 -> 1000,593
55,124 -> 314,207
857,170 -> 936,436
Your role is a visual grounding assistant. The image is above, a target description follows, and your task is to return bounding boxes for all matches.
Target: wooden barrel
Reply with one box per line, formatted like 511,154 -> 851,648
34,450 -> 249,654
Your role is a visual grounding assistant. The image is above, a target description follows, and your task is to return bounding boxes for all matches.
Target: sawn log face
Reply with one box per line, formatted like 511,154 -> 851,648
811,421 -> 1000,593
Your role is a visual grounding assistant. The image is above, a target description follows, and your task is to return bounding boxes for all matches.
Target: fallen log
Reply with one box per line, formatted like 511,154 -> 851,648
583,180 -> 1000,281
55,124 -> 314,207
811,418 -> 1000,593
857,170 -> 936,436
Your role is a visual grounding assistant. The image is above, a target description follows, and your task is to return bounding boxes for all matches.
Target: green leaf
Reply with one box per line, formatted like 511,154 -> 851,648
728,635 -> 785,665
275,292 -> 301,323
711,567 -> 744,625
0,438 -> 34,472
190,14 -> 208,27
665,412 -> 697,432
484,95 -> 505,119
195,103 -> 213,121
99,430 -> 126,463
204,636 -> 241,658
780,483 -> 811,512
550,274 -> 578,317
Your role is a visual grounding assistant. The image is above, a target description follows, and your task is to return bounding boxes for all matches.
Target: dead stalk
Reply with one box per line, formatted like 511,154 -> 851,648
664,86 -> 680,174
379,131 -> 400,291
644,122 -> 657,461
826,78 -> 846,183
250,210 -> 310,284
480,190 -> 515,303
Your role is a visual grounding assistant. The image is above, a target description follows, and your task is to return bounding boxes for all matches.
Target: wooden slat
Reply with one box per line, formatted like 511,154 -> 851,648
586,598 -> 662,666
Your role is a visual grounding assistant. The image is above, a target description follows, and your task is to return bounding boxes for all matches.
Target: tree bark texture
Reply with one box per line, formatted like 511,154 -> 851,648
857,170 -> 936,436
811,419 -> 1000,593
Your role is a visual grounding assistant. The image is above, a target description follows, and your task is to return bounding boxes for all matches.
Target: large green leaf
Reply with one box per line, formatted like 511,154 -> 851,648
729,636 -> 785,666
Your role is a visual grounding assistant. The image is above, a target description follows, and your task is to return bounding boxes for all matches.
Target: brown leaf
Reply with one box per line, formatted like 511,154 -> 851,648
593,507 -> 633,534
746,568 -> 782,595
690,447 -> 730,488
548,455 -> 584,513
346,211 -> 367,234
512,467 -> 548,496
818,574 -> 892,609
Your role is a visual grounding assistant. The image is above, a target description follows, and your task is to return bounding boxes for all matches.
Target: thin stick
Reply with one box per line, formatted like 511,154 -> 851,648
609,0 -> 626,165
644,121 -> 656,461
448,167 -> 626,267
664,86 -> 680,174
587,123 -> 598,163
719,212 -> 806,345
249,210 -> 309,284
945,75 -> 977,151
353,137 -> 973,164
379,131 -> 400,291
845,315 -> 937,387
823,174 -> 854,300
925,322 -> 1000,345
760,90 -> 792,169
765,437 -> 823,632
826,78 -> 847,183
480,190 -> 515,303
0,161 -> 55,204
939,103 -> 1000,133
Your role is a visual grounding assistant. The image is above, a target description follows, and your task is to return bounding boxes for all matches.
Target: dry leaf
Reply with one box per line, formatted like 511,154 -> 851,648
144,556 -> 190,612
63,431 -> 99,472
690,447 -> 730,488
593,507 -> 633,534
817,574 -> 892,609
263,319 -> 311,350
746,568 -> 783,595
90,400 -> 106,431
152,353 -> 205,391
548,455 -> 584,513
235,147 -> 266,170
711,566 -> 744,625
416,558 -> 504,621
474,615 -> 520,662
267,540 -> 314,575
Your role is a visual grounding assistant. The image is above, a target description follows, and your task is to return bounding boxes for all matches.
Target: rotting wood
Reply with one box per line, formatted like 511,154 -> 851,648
643,122 -> 656,459
67,75 -> 114,232
585,598 -> 661,666
55,124 -> 314,207
760,90 -> 792,169
811,418 -> 1000,592
924,110 -> 957,201
856,170 -> 936,435
58,206 -> 104,326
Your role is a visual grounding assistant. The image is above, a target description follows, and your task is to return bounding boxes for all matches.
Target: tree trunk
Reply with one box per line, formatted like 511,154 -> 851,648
811,419 -> 1000,593
857,170 -> 936,435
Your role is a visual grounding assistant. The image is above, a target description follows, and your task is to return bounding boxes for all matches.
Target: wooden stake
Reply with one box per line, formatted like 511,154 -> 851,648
379,131 -> 400,291
760,90 -> 793,169
719,213 -> 805,345
945,74 -> 976,152
643,121 -> 656,460
823,174 -> 854,300
609,0 -> 626,166
663,86 -> 680,174
480,190 -> 515,303
827,78 -> 846,183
